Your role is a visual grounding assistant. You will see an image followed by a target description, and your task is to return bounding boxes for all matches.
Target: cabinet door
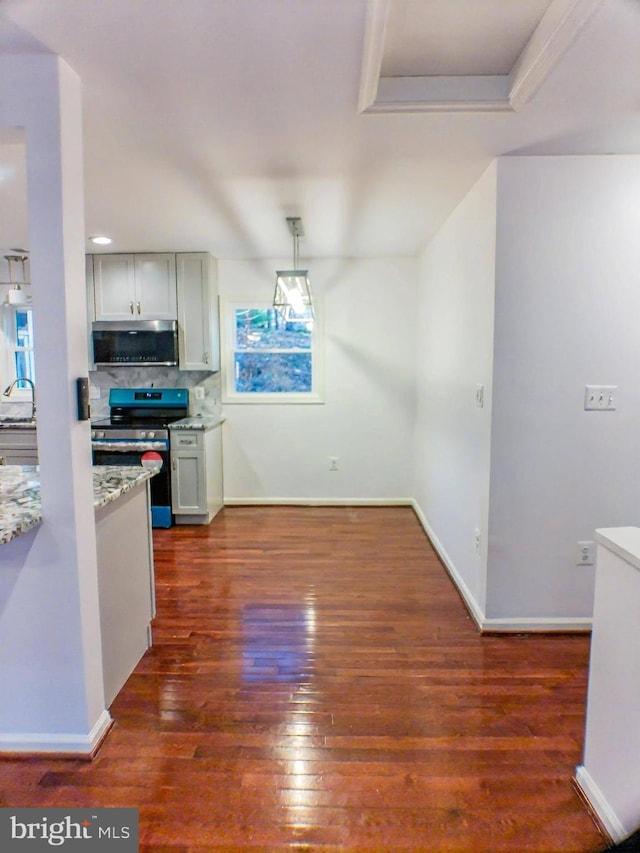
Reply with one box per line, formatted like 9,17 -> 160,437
134,254 -> 177,320
176,252 -> 220,371
171,449 -> 207,513
93,254 -> 136,320
86,255 -> 96,368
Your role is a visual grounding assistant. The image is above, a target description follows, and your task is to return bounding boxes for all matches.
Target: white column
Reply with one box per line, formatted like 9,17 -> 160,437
576,527 -> 640,842
0,55 -> 108,752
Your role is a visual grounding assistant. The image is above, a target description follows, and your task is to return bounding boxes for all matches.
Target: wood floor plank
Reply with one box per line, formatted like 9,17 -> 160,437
0,506 -> 608,851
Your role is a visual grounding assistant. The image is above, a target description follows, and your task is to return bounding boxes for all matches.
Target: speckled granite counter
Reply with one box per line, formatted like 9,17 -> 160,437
169,415 -> 224,431
0,419 -> 37,430
0,464 -> 158,545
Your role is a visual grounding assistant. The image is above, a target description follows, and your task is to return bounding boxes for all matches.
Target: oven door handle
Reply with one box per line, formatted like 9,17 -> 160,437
91,441 -> 169,452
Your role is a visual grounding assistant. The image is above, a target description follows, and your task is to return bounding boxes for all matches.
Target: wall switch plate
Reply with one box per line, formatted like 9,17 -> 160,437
194,386 -> 205,400
329,457 -> 338,471
584,385 -> 617,411
577,540 -> 596,566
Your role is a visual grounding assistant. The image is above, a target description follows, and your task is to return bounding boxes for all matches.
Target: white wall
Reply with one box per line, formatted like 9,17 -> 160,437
413,163 -> 497,617
486,156 -> 640,621
218,257 -> 417,502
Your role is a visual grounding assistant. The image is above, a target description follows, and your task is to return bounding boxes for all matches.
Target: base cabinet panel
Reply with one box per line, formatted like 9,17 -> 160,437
171,425 -> 223,524
96,481 -> 155,707
0,429 -> 38,466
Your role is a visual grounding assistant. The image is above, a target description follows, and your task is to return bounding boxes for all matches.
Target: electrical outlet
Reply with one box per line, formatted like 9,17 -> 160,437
329,457 -> 338,471
474,528 -> 481,555
576,540 -> 596,566
194,386 -> 205,400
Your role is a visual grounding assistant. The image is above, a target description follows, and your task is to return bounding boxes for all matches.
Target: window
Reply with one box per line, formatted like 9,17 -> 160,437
2,305 -> 35,400
221,300 -> 323,403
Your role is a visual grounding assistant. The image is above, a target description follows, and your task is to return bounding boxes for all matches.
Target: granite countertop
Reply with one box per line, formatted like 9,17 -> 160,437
0,418 -> 37,430
169,415 -> 225,431
1,464 -> 158,546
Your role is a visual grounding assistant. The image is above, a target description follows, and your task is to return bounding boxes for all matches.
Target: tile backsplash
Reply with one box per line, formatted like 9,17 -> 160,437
1,368 -> 221,421
88,367 -> 222,419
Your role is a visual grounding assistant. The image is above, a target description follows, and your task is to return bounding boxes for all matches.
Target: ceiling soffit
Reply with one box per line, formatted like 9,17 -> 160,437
359,0 -> 605,113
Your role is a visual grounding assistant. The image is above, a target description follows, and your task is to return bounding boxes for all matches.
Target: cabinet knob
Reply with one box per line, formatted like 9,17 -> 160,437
136,301 -> 141,315
203,352 -> 209,364
129,301 -> 134,314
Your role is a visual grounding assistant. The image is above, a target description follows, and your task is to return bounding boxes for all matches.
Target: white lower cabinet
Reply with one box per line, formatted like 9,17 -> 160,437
170,425 -> 223,524
0,429 -> 38,465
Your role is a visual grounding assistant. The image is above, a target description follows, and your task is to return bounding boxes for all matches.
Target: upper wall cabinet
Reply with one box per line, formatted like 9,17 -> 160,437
176,253 -> 220,372
93,253 -> 177,321
87,251 -> 219,372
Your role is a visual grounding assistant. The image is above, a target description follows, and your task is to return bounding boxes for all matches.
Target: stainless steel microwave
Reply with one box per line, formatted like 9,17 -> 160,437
92,320 -> 179,366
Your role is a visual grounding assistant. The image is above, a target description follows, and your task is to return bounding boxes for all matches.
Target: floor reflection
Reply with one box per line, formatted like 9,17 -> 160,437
241,593 -> 316,685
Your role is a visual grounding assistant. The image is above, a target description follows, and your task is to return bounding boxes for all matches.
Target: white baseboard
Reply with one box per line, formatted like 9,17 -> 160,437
0,709 -> 112,757
410,500 -> 593,634
223,497 -> 414,507
575,765 -> 628,843
411,500 -> 486,629
482,616 -> 592,632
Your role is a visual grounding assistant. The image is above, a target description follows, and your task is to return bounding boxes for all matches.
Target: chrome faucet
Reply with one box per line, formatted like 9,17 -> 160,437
3,378 -> 36,419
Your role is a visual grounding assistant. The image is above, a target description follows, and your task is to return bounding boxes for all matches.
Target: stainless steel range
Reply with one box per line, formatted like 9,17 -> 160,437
91,388 -> 189,527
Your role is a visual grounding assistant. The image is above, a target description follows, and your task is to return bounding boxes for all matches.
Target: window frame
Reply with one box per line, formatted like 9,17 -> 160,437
1,303 -> 36,403
221,297 -> 324,405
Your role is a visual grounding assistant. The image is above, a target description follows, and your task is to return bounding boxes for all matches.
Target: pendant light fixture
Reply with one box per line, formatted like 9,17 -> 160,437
273,217 -> 313,322
2,254 -> 30,305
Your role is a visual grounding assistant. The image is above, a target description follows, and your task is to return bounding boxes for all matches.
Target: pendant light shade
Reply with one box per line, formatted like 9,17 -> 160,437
273,218 -> 313,321
2,254 -> 31,306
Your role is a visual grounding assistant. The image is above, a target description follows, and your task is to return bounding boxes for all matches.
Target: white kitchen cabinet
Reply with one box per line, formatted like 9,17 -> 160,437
170,424 -> 223,524
86,254 -> 96,369
176,252 -> 220,372
0,428 -> 38,465
93,253 -> 177,321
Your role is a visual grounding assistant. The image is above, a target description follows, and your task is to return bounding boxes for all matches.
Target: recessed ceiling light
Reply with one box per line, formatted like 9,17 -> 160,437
89,235 -> 112,245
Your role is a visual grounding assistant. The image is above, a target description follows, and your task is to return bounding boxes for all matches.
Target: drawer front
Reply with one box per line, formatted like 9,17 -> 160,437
0,451 -> 38,465
171,431 -> 203,450
0,430 -> 38,451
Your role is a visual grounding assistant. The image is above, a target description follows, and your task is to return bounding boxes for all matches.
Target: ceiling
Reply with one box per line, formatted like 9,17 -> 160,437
1,0 -> 640,260
381,0 -> 555,77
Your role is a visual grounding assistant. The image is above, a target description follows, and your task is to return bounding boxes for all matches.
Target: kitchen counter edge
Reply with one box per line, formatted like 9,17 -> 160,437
169,415 -> 225,431
1,464 -> 158,546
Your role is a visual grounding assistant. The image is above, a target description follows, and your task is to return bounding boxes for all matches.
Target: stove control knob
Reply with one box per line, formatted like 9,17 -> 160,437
93,430 -> 105,439
139,431 -> 147,439
147,431 -> 156,439
91,430 -> 95,439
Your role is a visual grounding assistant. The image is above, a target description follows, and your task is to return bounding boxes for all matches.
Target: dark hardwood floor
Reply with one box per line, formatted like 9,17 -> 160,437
0,506 -> 608,852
